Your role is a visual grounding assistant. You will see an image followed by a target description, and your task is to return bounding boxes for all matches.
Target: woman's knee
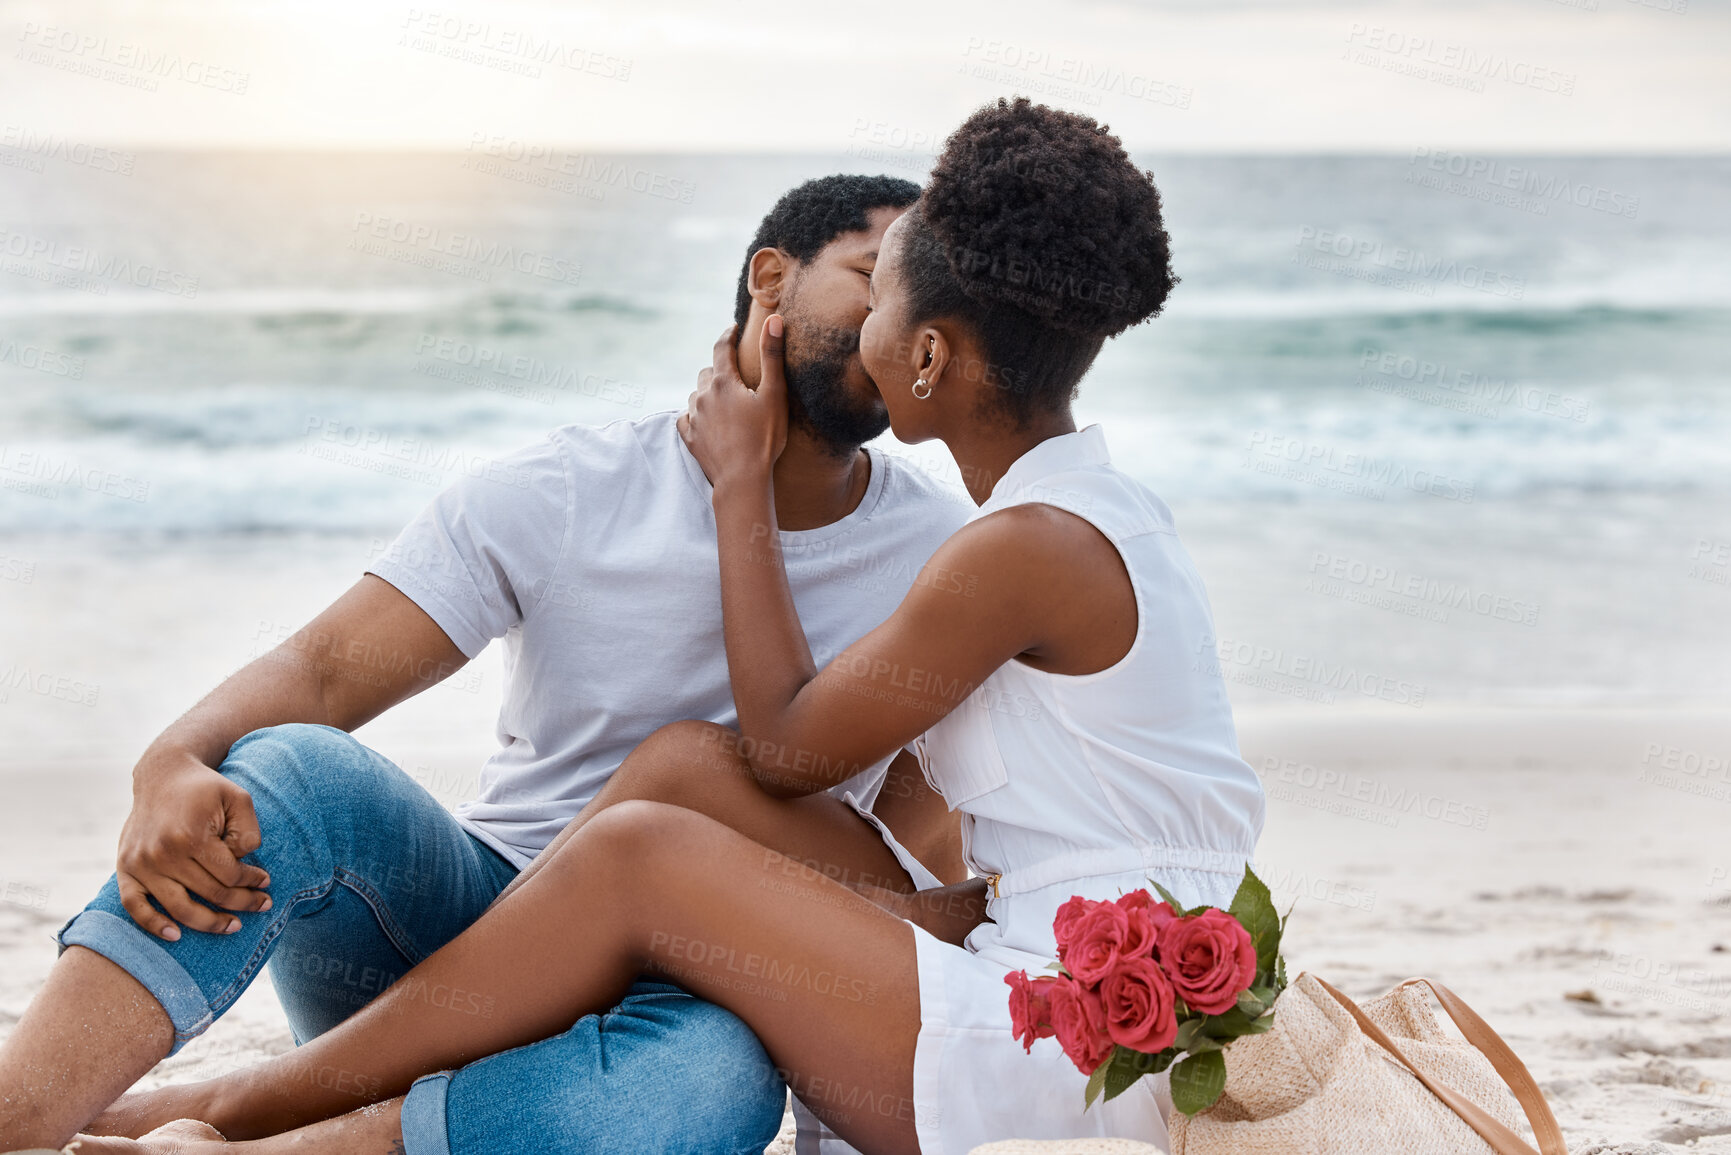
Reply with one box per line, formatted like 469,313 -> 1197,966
569,799 -> 689,855
557,800 -> 717,894
613,721 -> 755,809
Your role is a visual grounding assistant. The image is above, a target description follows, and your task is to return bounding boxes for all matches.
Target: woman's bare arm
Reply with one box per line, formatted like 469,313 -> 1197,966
682,323 -> 1132,797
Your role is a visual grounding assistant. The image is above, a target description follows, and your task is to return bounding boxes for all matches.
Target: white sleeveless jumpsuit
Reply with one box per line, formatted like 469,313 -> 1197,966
894,425 -> 1264,1153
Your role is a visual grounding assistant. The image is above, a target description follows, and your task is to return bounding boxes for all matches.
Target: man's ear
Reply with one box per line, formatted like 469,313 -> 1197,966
747,248 -> 791,310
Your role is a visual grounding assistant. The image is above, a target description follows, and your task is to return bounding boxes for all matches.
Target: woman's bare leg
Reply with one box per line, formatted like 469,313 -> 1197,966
170,801 -> 923,1154
495,720 -> 944,904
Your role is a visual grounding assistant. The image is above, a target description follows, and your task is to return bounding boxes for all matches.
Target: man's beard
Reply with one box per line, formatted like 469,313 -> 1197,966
781,316 -> 890,457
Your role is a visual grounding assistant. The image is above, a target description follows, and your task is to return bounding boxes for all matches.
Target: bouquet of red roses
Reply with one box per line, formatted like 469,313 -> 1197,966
1004,865 -> 1287,1116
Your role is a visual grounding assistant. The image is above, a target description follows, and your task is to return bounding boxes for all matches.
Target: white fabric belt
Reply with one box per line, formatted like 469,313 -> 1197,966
982,844 -> 1250,899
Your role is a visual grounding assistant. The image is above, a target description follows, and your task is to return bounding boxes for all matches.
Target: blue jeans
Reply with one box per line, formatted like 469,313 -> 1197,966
57,724 -> 786,1155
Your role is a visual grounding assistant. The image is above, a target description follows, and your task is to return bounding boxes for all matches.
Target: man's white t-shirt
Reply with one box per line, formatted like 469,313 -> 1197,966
367,409 -> 970,869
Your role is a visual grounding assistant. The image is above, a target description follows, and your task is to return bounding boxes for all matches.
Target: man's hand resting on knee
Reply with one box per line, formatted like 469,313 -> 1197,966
117,752 -> 271,940
116,575 -> 468,940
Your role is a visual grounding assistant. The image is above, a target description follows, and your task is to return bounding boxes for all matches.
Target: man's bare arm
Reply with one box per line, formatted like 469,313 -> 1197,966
117,574 -> 468,940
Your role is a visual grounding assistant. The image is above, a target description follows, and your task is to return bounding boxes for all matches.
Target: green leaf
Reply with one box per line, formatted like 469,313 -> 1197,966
1200,1006 -> 1262,1038
1237,985 -> 1280,1018
1184,1034 -> 1224,1054
1205,1006 -> 1276,1039
1172,1017 -> 1207,1052
1273,902 -> 1294,994
1084,1057 -> 1111,1110
1094,1046 -> 1178,1104
1170,1050 -> 1228,1116
1125,1047 -> 1176,1074
1228,866 -> 1282,976
1148,877 -> 1193,917
1102,1048 -> 1144,1102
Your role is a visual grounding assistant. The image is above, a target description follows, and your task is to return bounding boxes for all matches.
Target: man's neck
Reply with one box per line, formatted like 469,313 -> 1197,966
770,426 -> 871,532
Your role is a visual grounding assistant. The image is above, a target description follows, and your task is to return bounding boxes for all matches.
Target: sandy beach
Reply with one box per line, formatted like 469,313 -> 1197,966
1,538 -> 1727,1152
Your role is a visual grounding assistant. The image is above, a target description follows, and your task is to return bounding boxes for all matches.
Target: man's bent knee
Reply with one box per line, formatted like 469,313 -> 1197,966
218,724 -> 410,866
222,723 -> 406,814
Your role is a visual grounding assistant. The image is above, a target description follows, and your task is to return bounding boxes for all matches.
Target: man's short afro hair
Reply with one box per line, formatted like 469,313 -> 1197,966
733,174 -> 921,330
898,98 -> 1179,423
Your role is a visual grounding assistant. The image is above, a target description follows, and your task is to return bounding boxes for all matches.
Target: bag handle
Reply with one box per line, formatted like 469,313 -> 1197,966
1311,976 -> 1566,1155
1398,979 -> 1567,1155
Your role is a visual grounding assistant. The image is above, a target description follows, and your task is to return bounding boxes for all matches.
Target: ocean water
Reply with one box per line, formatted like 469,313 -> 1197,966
1,151 -> 1726,706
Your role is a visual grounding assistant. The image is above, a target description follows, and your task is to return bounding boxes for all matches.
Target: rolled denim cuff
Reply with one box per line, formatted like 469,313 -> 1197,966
57,909 -> 214,1056
400,1071 -> 454,1155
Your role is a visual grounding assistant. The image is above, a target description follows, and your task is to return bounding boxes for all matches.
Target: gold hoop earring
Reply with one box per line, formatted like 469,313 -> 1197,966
911,378 -> 932,400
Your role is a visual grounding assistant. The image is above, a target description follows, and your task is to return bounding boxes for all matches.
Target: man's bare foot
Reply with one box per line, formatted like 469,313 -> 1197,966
65,1119 -> 224,1155
85,1085 -> 219,1141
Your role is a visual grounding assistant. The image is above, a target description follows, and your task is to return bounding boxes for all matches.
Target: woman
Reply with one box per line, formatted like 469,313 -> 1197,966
58,97 -> 1263,1155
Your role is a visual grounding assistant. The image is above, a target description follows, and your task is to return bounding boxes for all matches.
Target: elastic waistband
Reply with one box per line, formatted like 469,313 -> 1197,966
982,844 -> 1250,899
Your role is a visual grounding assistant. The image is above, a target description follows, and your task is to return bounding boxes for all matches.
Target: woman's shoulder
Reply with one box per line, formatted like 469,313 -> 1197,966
985,462 -> 1175,542
935,502 -> 1130,606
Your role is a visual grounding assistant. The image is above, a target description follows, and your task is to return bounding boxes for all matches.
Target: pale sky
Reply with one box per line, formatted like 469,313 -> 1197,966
1,0 -> 1726,152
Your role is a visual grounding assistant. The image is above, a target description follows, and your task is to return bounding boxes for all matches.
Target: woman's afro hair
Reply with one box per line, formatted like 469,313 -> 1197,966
916,97 -> 1178,339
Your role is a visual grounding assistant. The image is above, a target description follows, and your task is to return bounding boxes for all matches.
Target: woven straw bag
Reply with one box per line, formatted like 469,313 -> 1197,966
1169,972 -> 1565,1155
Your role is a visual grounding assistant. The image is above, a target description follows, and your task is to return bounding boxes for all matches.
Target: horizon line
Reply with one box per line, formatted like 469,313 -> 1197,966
18,144 -> 1730,159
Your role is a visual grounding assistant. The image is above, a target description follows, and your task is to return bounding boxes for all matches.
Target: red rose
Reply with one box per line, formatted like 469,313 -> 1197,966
1156,908 -> 1258,1015
1052,895 -> 1095,953
1099,954 -> 1180,1053
1115,891 -> 1176,960
1005,970 -> 1060,1053
1058,901 -> 1132,987
1048,977 -> 1114,1074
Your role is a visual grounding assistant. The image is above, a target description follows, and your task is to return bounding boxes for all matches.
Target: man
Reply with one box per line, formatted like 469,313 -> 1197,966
0,174 -> 971,1155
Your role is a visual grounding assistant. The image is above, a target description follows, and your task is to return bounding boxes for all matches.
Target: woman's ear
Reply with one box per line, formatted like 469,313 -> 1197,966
917,325 -> 954,387
747,248 -> 790,310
